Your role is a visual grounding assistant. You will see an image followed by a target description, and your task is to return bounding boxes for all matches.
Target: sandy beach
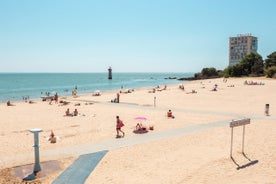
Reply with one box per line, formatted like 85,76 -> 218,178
0,77 -> 275,183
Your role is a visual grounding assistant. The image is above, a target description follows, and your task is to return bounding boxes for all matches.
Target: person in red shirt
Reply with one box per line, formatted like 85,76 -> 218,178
116,115 -> 125,137
167,110 -> 175,119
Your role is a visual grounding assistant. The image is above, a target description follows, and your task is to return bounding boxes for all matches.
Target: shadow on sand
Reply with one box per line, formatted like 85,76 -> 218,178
231,153 -> 258,170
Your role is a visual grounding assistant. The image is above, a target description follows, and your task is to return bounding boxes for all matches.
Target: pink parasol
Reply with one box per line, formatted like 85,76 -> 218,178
134,116 -> 147,121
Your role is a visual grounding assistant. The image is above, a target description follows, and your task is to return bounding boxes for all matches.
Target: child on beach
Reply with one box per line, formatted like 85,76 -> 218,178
167,110 -> 175,119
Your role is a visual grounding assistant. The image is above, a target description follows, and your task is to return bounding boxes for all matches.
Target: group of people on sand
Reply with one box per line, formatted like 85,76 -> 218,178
7,99 -> 36,106
148,85 -> 167,93
120,88 -> 133,94
244,80 -> 265,85
157,85 -> 167,91
65,108 -> 79,116
179,84 -> 185,91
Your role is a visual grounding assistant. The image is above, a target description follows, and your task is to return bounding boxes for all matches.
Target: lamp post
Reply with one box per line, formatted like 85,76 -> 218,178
30,128 -> 43,174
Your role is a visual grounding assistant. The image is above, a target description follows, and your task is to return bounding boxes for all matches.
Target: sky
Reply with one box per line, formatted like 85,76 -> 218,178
0,0 -> 275,73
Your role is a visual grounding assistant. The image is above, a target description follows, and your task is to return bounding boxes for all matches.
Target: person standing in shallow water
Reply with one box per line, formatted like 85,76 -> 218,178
116,116 -> 125,137
54,93 -> 58,103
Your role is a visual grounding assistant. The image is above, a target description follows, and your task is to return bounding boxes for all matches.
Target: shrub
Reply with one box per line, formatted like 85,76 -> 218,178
201,67 -> 218,77
224,73 -> 230,78
265,66 -> 276,78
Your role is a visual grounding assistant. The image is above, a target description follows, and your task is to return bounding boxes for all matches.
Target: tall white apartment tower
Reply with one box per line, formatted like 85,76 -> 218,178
229,34 -> 258,66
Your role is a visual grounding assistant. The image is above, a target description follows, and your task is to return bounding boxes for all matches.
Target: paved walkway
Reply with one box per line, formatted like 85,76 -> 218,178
52,150 -> 108,184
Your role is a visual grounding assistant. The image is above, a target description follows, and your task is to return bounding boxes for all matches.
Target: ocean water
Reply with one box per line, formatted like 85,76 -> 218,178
0,73 -> 193,102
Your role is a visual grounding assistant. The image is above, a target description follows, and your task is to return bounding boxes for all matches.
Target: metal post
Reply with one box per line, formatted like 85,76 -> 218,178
242,125 -> 245,154
265,104 -> 269,116
30,128 -> 43,174
230,127 -> 233,158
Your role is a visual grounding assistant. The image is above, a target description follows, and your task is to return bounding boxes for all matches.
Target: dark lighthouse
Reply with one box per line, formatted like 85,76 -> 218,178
108,67 -> 112,80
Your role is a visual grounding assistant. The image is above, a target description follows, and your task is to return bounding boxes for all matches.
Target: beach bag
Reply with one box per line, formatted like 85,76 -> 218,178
118,120 -> 124,128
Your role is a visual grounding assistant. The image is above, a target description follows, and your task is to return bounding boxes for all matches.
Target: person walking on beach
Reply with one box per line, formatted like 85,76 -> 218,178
116,115 -> 125,137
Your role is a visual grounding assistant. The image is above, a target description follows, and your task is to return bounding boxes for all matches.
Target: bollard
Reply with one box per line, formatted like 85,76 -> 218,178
265,104 -> 269,116
30,128 -> 43,174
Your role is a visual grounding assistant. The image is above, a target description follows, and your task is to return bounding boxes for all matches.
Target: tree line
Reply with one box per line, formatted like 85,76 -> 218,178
195,51 -> 276,79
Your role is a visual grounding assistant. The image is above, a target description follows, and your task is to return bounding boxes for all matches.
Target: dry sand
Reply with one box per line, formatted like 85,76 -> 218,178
0,77 -> 275,183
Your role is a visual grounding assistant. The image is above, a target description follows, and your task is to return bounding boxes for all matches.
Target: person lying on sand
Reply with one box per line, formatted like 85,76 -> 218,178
148,88 -> 156,93
59,100 -> 70,106
186,90 -> 197,94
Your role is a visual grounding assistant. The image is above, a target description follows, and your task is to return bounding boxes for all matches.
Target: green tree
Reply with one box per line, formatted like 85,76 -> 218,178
240,52 -> 264,76
232,64 -> 243,77
264,52 -> 276,69
223,66 -> 233,77
223,64 -> 243,77
201,67 -> 218,77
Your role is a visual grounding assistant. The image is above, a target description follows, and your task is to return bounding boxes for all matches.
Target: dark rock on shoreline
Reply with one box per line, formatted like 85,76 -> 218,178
164,77 -> 177,80
177,77 -> 197,81
178,76 -> 221,81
